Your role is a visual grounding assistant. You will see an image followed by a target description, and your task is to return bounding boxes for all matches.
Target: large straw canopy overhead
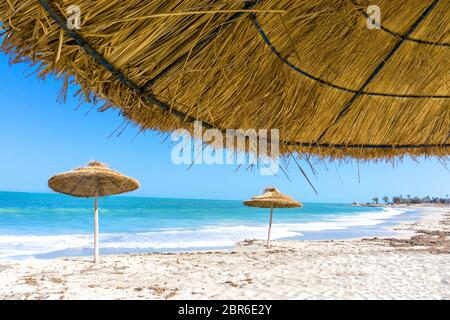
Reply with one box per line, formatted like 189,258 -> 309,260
48,161 -> 140,198
1,0 -> 449,160
244,187 -> 302,209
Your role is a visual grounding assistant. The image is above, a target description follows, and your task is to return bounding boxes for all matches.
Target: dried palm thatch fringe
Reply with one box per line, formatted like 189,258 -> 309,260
0,0 -> 449,161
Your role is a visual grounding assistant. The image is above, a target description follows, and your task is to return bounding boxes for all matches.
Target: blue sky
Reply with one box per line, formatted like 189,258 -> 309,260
0,53 -> 449,203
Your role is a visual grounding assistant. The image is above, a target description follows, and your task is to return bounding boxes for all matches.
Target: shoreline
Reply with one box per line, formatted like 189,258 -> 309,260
352,203 -> 450,208
0,204 -> 415,261
0,205 -> 449,299
342,205 -> 445,241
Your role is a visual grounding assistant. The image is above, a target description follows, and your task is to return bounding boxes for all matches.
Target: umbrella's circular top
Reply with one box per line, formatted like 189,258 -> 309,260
244,187 -> 302,209
48,161 -> 140,198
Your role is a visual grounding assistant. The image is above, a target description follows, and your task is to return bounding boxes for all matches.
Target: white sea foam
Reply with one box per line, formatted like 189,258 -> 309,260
275,207 -> 408,232
0,207 -> 409,260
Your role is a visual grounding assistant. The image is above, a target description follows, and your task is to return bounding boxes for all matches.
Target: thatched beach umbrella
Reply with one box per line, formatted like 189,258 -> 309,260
244,187 -> 302,248
48,161 -> 140,263
1,1 -> 449,160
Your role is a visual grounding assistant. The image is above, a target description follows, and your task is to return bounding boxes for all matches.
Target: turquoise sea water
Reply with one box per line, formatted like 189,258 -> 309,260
0,191 -> 419,260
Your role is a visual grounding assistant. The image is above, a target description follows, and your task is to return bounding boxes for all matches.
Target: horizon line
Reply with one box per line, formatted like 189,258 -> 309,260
0,189 -> 352,205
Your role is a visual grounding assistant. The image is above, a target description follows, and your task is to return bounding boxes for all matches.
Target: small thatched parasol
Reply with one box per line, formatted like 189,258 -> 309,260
48,161 -> 140,263
244,187 -> 302,248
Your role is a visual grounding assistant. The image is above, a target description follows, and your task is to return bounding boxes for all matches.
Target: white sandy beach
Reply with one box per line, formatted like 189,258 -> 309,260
0,206 -> 449,300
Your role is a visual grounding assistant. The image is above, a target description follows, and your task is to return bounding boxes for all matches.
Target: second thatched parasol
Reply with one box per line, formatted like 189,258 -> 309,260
244,187 -> 302,248
48,161 -> 140,263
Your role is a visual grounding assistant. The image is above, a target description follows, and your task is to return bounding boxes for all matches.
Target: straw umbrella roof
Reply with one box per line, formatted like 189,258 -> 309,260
48,161 -> 140,198
1,0 -> 449,160
244,187 -> 302,209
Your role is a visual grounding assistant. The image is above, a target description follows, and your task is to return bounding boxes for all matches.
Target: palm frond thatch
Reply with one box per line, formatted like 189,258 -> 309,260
244,187 -> 302,208
48,161 -> 140,197
1,0 -> 449,160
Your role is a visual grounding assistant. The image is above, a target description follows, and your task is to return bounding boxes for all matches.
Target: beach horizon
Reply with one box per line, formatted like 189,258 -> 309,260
0,191 -> 427,261
0,205 -> 449,300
